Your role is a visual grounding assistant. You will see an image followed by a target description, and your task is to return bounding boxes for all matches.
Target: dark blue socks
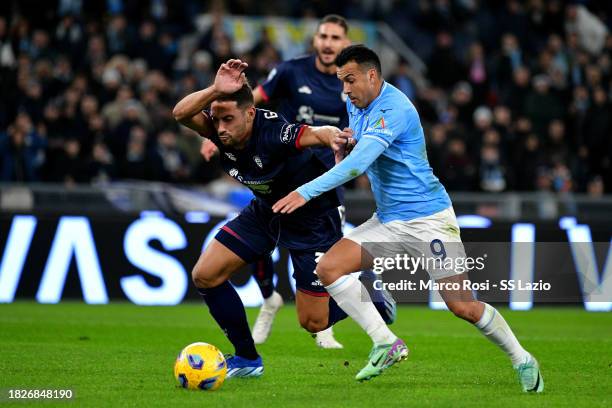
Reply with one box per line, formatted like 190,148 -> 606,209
197,282 -> 259,360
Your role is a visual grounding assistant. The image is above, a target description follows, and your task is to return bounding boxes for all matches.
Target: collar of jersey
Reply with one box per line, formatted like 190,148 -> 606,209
351,81 -> 388,116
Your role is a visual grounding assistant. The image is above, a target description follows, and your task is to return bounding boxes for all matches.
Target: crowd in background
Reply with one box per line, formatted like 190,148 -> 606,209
0,0 -> 610,195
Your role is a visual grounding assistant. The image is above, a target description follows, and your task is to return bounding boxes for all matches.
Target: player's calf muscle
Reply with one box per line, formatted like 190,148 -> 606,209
445,300 -> 483,324
296,292 -> 330,333
299,315 -> 329,333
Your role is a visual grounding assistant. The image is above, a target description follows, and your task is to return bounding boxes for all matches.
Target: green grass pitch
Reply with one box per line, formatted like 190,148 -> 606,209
0,302 -> 610,407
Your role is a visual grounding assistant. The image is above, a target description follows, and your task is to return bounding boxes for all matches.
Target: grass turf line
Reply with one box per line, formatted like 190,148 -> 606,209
0,302 -> 610,407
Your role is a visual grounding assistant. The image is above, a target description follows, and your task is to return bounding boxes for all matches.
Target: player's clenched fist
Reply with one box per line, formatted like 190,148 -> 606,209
333,127 -> 356,163
200,139 -> 219,161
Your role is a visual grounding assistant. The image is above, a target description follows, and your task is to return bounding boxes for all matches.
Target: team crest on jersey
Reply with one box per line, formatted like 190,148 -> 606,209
225,152 -> 237,161
373,117 -> 386,129
253,155 -> 263,168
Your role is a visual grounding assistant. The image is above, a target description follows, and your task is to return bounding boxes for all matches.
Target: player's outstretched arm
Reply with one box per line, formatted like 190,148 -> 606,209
173,59 -> 249,136
297,125 -> 340,148
200,139 -> 219,161
297,126 -> 355,161
272,136 -> 386,214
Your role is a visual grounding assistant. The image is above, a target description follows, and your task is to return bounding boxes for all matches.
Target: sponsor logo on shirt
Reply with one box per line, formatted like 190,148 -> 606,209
280,124 -> 296,143
228,168 -> 244,182
365,127 -> 393,136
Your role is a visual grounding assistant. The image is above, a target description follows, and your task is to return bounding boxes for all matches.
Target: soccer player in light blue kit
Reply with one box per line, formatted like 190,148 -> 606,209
273,45 -> 543,391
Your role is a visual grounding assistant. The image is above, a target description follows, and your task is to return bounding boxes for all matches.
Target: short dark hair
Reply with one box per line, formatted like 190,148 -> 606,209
318,14 -> 348,34
335,44 -> 382,75
216,83 -> 254,109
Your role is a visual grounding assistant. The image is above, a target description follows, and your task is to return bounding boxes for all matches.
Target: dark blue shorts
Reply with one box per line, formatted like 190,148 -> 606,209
215,199 -> 342,296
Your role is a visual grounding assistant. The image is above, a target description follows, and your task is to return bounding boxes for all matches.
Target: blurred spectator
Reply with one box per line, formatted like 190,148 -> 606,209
581,87 -> 611,176
450,82 -> 475,129
106,15 -> 130,56
428,31 -> 464,91
426,124 -> 447,172
586,175 -> 604,197
118,125 -> 161,180
524,74 -> 564,136
480,144 -> 507,192
156,129 -> 190,182
494,34 -> 526,96
465,42 -> 489,106
0,1 -> 609,195
565,3 -> 608,55
0,113 -> 46,181
515,133 -> 546,191
442,138 -> 476,191
50,137 -> 90,185
551,161 -> 573,192
390,60 -> 417,101
0,17 -> 16,68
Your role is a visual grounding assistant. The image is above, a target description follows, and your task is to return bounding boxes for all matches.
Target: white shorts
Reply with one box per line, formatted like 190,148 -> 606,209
345,207 -> 466,280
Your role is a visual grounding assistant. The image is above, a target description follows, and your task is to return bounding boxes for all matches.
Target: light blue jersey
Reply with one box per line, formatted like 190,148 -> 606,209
296,81 -> 451,223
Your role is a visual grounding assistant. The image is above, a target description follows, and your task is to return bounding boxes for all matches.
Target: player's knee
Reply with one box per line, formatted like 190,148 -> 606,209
299,316 -> 328,333
191,265 -> 223,289
315,256 -> 339,285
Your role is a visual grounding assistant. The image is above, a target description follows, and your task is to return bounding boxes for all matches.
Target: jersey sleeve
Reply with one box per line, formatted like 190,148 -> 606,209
258,62 -> 288,102
296,136 -> 387,201
259,113 -> 308,154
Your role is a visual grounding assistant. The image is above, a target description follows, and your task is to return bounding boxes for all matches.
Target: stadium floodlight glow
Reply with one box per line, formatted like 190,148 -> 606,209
558,216 -> 577,230
185,211 -> 211,224
0,216 -> 37,303
121,217 -> 188,305
509,223 -> 536,311
140,210 -> 165,218
561,220 -> 612,312
456,215 -> 492,229
36,216 -> 109,304
343,221 -> 355,235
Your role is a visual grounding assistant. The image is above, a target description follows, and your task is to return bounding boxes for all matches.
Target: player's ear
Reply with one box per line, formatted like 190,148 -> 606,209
246,106 -> 256,123
368,68 -> 376,84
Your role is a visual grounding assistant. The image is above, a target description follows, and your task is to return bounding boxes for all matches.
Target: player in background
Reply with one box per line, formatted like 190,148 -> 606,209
273,45 -> 544,392
173,59 -> 395,377
201,15 -> 388,349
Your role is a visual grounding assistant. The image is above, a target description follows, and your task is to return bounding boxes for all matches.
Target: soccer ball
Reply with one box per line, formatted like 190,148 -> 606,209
174,342 -> 227,391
